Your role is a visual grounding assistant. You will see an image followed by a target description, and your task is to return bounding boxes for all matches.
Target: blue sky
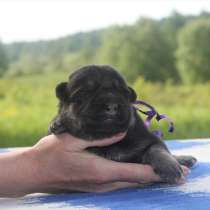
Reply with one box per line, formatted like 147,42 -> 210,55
0,0 -> 210,43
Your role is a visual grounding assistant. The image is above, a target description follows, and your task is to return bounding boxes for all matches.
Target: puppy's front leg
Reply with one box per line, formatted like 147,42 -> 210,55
142,143 -> 184,183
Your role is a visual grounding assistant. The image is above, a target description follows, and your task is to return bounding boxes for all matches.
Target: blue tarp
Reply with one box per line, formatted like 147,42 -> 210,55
1,139 -> 210,210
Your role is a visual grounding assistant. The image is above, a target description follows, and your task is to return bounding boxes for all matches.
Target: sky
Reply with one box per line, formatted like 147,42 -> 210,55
0,0 -> 210,43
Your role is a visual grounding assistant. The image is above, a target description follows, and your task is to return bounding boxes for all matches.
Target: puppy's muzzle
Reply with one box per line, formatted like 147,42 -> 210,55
104,103 -> 119,116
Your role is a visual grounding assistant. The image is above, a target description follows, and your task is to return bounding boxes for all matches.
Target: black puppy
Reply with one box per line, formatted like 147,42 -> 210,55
49,65 -> 196,183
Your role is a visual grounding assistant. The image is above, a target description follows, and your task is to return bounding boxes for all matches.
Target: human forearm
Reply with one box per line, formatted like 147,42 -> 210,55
0,148 -> 49,197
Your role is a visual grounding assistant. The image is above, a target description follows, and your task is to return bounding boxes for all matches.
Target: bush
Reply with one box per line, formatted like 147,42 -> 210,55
176,19 -> 210,84
0,73 -> 209,147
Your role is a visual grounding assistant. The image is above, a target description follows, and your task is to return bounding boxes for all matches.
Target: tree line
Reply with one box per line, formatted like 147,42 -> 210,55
1,11 -> 210,84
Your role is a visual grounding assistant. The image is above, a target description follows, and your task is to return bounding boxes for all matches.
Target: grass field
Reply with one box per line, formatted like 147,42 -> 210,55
0,73 -> 209,147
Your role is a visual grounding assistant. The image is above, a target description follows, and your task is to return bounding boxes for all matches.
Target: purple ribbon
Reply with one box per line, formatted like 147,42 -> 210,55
132,100 -> 174,138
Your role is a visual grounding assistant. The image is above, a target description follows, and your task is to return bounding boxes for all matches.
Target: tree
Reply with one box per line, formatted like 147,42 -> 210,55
132,18 -> 179,82
6,54 -> 44,77
98,25 -> 140,82
99,19 -> 178,83
0,41 -> 8,77
176,19 -> 210,84
160,11 -> 189,48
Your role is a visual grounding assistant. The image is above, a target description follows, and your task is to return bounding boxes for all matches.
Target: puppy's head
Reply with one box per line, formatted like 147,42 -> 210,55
53,65 -> 137,140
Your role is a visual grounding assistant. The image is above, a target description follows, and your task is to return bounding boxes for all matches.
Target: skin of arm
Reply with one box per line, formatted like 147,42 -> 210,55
0,133 -> 189,197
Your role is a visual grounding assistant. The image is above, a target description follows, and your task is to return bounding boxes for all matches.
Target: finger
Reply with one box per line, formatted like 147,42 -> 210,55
97,159 -> 161,184
42,182 -> 145,194
68,182 -> 148,193
83,132 -> 127,149
176,177 -> 186,185
175,165 -> 190,184
58,132 -> 127,152
88,182 -> 147,193
181,165 -> 191,176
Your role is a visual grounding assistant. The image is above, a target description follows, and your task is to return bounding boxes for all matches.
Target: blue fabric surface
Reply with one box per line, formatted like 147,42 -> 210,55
1,139 -> 210,210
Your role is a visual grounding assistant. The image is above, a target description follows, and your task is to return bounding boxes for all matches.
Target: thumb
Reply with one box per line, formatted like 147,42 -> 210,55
84,132 -> 127,149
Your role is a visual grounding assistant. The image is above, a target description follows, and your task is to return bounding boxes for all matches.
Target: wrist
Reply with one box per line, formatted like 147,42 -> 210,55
0,147 -> 55,197
30,141 -> 71,194
27,146 -> 60,194
21,147 -> 49,194
0,148 -> 36,197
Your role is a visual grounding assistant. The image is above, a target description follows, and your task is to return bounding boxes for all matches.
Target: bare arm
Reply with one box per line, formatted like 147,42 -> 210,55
0,148 -> 44,197
0,133 -> 189,197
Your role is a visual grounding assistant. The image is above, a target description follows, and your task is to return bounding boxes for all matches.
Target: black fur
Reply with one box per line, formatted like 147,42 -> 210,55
49,65 -> 196,183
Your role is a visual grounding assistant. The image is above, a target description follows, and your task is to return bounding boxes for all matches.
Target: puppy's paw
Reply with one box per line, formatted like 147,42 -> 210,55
153,159 -> 184,184
49,117 -> 67,134
174,155 -> 197,168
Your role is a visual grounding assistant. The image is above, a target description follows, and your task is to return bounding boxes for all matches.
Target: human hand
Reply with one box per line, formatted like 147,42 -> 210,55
0,133 -> 190,197
32,133 -> 163,193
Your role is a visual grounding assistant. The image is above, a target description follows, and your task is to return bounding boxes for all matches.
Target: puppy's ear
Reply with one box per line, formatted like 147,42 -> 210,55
128,86 -> 137,102
56,82 -> 68,101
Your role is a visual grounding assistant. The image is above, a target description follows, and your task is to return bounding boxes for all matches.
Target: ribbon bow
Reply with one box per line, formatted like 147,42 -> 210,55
132,100 -> 174,138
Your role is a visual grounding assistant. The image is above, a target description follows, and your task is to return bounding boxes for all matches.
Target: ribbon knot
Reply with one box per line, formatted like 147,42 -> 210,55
132,100 -> 174,138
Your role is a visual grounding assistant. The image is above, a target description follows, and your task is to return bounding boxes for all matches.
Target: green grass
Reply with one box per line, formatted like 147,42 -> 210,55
0,73 -> 209,147
133,78 -> 210,140
0,73 -> 66,147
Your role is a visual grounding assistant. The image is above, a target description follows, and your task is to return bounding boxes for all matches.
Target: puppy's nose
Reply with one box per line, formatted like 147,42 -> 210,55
105,103 -> 119,116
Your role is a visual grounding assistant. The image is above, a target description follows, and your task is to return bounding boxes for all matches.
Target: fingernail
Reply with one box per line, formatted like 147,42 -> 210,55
177,177 -> 186,184
193,159 -> 197,165
186,169 -> 191,175
181,175 -> 186,182
178,180 -> 185,185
